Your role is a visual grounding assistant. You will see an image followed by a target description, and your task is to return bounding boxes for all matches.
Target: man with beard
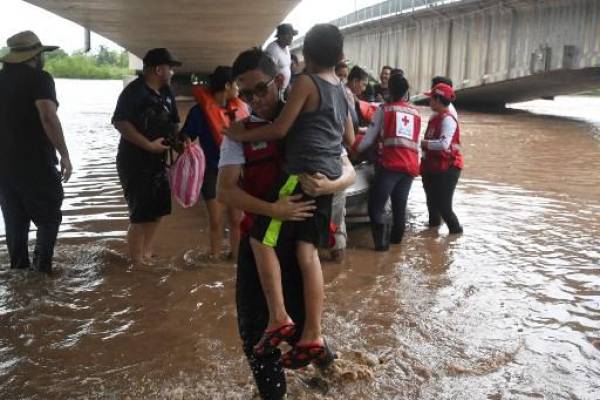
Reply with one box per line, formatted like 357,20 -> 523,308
112,48 -> 182,266
374,65 -> 392,102
0,31 -> 72,273
217,47 -> 355,399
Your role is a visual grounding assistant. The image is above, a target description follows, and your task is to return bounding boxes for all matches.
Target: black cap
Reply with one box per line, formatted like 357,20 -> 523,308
208,65 -> 233,91
143,48 -> 182,67
276,23 -> 298,37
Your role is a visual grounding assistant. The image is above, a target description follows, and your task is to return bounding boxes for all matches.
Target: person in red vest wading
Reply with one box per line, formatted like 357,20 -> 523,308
354,71 -> 421,250
421,82 -> 464,234
182,66 -> 249,260
217,47 -> 355,399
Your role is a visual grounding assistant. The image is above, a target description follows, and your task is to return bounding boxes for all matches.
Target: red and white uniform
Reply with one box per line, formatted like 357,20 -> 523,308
421,111 -> 463,174
355,101 -> 421,176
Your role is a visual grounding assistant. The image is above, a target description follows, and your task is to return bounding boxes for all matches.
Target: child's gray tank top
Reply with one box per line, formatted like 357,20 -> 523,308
284,74 -> 348,179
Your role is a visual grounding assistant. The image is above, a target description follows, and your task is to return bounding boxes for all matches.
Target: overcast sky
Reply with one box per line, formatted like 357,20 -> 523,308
0,0 -> 382,53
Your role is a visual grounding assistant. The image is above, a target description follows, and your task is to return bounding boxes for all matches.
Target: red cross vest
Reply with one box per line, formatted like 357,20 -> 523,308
239,118 -> 283,234
379,101 -> 421,177
421,111 -> 463,174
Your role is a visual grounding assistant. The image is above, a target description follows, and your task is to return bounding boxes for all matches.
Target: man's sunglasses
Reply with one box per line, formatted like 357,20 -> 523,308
239,79 -> 274,103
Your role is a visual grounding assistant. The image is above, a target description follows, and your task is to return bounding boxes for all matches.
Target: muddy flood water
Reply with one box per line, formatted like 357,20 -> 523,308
1,80 -> 599,399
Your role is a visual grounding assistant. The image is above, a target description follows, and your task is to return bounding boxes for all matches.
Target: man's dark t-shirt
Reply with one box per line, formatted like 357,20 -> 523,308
0,63 -> 59,178
112,76 -> 179,173
180,105 -> 220,170
374,83 -> 390,102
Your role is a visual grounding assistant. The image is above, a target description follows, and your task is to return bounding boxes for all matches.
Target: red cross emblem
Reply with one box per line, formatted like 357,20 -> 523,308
402,115 -> 410,126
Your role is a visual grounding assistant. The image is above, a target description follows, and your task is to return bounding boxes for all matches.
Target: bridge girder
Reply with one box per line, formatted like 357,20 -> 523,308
24,0 -> 299,73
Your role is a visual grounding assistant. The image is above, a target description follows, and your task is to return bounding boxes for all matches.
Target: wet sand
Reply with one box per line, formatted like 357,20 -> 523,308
0,80 -> 599,399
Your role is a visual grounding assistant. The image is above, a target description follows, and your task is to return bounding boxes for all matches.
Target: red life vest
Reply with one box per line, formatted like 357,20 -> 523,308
239,118 -> 283,234
357,100 -> 378,125
379,101 -> 421,176
192,86 -> 249,147
421,111 -> 463,174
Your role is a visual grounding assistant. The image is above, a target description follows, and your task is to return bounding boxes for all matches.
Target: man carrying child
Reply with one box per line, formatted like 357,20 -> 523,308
219,25 -> 355,397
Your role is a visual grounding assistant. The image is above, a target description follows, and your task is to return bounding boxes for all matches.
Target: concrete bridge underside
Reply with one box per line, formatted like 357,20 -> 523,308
335,0 -> 600,106
25,0 -> 299,74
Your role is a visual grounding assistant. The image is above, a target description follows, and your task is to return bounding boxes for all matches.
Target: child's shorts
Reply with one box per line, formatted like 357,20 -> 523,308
249,174 -> 333,249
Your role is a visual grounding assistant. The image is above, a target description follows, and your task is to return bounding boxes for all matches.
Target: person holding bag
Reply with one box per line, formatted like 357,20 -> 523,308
181,66 -> 249,260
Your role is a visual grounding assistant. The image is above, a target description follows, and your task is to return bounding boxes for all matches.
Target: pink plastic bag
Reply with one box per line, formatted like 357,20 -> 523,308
169,143 -> 205,208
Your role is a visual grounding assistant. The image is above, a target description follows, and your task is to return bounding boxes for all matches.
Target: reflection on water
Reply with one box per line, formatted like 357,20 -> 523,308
0,81 -> 599,399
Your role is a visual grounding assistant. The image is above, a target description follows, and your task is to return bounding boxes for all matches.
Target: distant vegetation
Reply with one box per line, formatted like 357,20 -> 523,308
0,45 -> 131,79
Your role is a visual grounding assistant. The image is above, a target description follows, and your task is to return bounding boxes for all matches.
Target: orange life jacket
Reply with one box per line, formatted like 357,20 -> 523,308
357,100 -> 378,125
192,85 -> 249,147
380,101 -> 421,176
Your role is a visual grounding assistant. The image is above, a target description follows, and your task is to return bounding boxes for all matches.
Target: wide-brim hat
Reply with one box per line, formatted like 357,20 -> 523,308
276,23 -> 298,37
0,31 -> 58,64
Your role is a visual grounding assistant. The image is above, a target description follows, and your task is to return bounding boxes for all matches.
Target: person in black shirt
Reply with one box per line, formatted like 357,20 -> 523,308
0,31 -> 72,273
112,48 -> 182,266
373,65 -> 392,102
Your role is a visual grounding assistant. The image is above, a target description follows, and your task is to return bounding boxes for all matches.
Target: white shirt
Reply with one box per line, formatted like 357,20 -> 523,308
358,105 -> 458,153
265,40 -> 292,89
448,103 -> 458,120
425,114 -> 458,151
219,115 -> 267,168
219,136 -> 246,168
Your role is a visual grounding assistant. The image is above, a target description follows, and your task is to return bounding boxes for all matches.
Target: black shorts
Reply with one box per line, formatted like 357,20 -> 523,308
118,167 -> 171,223
201,167 -> 218,201
249,174 -> 333,249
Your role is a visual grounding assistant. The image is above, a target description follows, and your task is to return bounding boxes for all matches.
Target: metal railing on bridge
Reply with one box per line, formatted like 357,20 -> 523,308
330,0 -> 468,29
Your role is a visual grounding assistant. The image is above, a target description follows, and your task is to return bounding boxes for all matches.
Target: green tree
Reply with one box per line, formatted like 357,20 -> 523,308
0,46 -> 131,79
45,48 -> 68,60
96,45 -> 118,66
118,50 -> 129,68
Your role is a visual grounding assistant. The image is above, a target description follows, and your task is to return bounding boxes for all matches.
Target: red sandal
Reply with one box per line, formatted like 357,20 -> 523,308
253,323 -> 297,357
281,339 -> 335,370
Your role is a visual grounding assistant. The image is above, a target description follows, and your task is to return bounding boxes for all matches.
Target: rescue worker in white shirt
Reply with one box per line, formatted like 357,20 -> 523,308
421,82 -> 464,234
353,72 -> 422,251
265,23 -> 298,90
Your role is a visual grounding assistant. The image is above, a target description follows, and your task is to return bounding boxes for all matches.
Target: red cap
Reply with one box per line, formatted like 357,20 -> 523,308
425,83 -> 455,102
